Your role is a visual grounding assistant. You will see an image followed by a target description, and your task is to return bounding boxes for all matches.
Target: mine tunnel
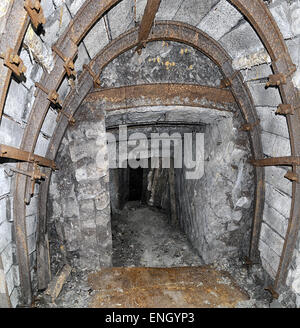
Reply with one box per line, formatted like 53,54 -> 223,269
0,0 -> 300,309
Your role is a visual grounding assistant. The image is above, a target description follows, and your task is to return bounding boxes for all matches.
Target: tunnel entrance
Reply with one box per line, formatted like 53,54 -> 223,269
128,167 -> 144,202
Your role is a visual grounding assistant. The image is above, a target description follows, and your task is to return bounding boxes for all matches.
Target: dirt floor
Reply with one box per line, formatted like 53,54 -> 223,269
35,202 -> 274,308
111,202 -> 204,268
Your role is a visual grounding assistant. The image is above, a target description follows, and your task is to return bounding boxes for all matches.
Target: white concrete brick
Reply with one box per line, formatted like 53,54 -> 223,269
270,1 -> 293,39
263,203 -> 289,239
34,134 -> 49,157
0,243 -> 12,274
0,116 -> 24,147
265,166 -> 292,197
197,0 -> 243,40
220,22 -> 263,59
256,106 -> 289,139
0,198 -> 6,225
265,182 -> 292,219
0,221 -> 11,253
260,222 -> 285,256
4,265 -> 14,296
3,79 -> 28,122
83,18 -> 109,59
26,215 -> 37,237
156,0 -> 183,21
247,82 -> 282,107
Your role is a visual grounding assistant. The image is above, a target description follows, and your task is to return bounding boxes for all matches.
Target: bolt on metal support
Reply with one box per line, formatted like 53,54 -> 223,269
35,82 -> 62,107
83,64 -> 101,88
24,0 -> 46,29
52,45 -> 77,79
285,171 -> 299,182
266,65 -> 297,88
240,120 -> 260,132
0,48 -> 27,78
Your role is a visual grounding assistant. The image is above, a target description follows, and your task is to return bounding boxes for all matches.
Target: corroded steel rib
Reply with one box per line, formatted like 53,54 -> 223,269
0,2 -> 29,121
136,0 -> 161,53
86,83 -> 236,112
251,157 -> 300,167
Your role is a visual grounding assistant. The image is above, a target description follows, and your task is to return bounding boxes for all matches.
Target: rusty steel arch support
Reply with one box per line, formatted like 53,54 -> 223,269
6,0 -> 298,304
0,1 -> 29,120
228,0 -> 300,293
36,21 -> 264,291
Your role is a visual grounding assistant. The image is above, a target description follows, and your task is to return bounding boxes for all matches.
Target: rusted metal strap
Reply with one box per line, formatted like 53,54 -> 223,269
83,64 -> 101,87
250,156 -> 300,167
0,144 -> 57,170
136,0 -> 161,54
52,45 -> 77,78
35,82 -> 62,107
56,109 -> 76,125
0,48 -> 27,78
220,70 -> 239,88
24,0 -> 46,29
266,65 -> 297,87
240,119 -> 260,132
276,104 -> 300,116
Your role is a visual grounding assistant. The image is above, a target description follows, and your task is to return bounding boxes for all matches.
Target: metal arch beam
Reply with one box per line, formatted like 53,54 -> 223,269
0,2 -> 29,121
136,0 -> 161,53
8,0 -> 297,303
35,21 -> 264,292
228,0 -> 300,294
85,83 -> 237,112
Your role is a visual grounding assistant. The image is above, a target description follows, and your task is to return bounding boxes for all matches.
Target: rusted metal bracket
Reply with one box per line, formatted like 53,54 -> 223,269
0,48 -> 27,78
56,109 -> 76,125
266,65 -> 296,88
0,144 -> 57,170
220,71 -> 239,88
1,144 -> 57,203
276,104 -> 300,116
24,0 -> 46,29
35,82 -> 62,107
285,170 -> 299,183
83,64 -> 101,88
52,45 -> 77,79
5,163 -> 47,197
240,120 -> 260,132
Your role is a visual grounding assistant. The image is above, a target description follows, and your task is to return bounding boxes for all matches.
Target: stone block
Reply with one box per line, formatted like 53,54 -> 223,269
107,0 -> 134,39
25,215 -> 37,237
0,117 -> 24,147
260,222 -> 284,256
265,166 -> 292,197
247,81 -> 282,107
83,18 -> 108,58
34,134 -> 49,157
263,203 -> 288,239
173,0 -> 218,26
197,0 -> 243,40
0,221 -> 12,253
3,79 -> 28,122
220,22 -> 263,59
270,1 -> 293,39
0,243 -> 13,274
256,106 -> 289,139
265,182 -> 292,219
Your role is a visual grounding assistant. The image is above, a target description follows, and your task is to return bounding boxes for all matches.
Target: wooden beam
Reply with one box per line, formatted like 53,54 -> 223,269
136,0 -> 161,53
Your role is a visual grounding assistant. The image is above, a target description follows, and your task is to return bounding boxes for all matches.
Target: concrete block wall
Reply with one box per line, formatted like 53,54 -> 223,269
175,114 -> 255,263
48,106 -> 112,271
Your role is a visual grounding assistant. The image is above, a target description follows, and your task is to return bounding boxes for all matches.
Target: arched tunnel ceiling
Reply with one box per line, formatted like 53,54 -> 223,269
0,0 -> 300,307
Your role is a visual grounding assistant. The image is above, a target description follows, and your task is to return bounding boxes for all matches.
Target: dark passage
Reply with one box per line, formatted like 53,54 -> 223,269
128,167 -> 144,201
